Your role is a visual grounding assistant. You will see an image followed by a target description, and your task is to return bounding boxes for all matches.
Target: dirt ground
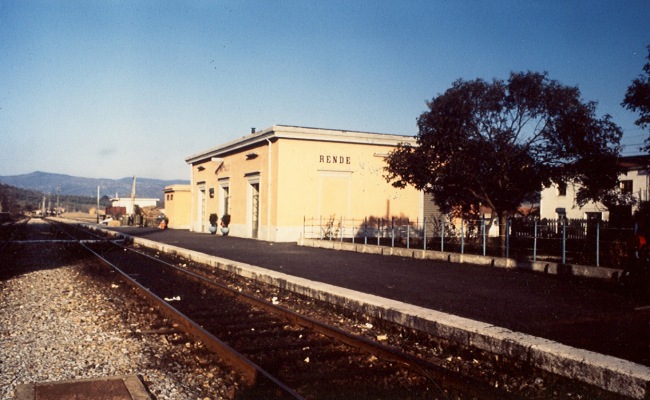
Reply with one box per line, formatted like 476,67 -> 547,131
60,211 -> 101,223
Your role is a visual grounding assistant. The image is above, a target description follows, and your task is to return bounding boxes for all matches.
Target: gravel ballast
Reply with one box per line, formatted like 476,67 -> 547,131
0,243 -> 242,400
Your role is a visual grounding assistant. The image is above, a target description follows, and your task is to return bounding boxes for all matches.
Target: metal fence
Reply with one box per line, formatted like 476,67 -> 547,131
303,216 -> 636,268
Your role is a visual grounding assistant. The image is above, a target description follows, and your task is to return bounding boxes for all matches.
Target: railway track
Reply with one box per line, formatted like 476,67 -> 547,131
77,226 -> 512,399
3,218 -> 628,399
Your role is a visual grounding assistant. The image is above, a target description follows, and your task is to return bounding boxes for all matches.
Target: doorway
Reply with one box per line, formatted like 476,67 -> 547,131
251,182 -> 260,239
198,185 -> 206,232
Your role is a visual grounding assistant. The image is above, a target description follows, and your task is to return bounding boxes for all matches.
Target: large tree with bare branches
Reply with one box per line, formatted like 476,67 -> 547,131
385,71 -> 623,250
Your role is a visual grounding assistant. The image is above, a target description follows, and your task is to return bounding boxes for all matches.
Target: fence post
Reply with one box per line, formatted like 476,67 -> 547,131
562,218 -> 566,264
423,217 -> 427,251
506,218 -> 510,258
481,216 -> 486,256
460,219 -> 465,254
391,217 -> 395,247
596,222 -> 600,267
441,216 -> 445,252
364,217 -> 368,245
377,218 -> 381,246
407,224 -> 410,249
329,216 -> 333,241
533,219 -> 538,261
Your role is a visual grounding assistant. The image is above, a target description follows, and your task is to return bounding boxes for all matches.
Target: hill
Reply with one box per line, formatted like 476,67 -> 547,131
0,182 -> 107,214
0,171 -> 189,200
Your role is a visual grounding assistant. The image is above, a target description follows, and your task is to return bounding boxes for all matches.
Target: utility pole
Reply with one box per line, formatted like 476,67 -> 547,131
96,186 -> 100,223
130,176 -> 137,225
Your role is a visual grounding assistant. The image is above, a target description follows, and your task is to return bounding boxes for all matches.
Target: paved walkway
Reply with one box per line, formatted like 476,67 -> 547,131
111,226 -> 650,367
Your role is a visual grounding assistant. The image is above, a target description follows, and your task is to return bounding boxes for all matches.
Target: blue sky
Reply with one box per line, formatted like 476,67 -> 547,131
1,1 -> 649,180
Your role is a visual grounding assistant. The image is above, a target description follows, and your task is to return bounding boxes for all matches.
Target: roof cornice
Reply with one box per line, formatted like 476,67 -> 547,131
185,125 -> 415,164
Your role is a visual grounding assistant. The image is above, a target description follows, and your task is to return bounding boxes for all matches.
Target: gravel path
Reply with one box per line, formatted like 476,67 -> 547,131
0,244 -> 242,400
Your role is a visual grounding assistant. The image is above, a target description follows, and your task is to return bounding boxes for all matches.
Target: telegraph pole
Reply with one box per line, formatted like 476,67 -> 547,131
96,186 -> 100,223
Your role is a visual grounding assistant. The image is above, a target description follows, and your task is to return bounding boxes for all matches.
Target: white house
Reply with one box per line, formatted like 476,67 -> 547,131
540,155 -> 650,220
109,197 -> 159,215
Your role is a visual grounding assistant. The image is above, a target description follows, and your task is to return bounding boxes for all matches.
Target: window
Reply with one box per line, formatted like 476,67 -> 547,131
558,183 -> 567,197
621,180 -> 633,194
585,212 -> 602,222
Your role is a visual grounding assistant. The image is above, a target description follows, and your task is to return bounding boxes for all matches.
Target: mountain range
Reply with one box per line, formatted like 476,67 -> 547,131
0,171 -> 189,200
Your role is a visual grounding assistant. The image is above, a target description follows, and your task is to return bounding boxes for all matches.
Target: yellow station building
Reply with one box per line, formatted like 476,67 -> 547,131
184,125 -> 424,242
162,184 -> 191,229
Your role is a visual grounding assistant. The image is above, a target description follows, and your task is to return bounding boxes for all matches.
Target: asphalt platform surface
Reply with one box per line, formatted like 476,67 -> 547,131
110,226 -> 650,367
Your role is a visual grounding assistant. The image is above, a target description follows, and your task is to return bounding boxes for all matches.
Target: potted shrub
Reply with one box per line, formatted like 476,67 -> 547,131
220,214 -> 231,236
208,213 -> 218,234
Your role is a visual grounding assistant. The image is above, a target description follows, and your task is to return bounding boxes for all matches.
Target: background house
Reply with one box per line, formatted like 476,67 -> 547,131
109,196 -> 158,215
184,125 -> 424,242
540,155 -> 650,221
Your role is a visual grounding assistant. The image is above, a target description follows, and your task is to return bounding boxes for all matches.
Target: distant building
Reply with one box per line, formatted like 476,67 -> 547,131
539,155 -> 650,221
163,184 -> 191,229
184,125 -> 424,242
109,197 -> 158,215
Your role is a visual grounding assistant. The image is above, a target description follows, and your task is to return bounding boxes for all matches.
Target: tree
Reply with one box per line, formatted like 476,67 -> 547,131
622,45 -> 650,151
385,71 -> 623,252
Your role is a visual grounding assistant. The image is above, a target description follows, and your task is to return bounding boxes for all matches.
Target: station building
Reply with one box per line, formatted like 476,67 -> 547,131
184,125 -> 424,242
163,184 -> 191,229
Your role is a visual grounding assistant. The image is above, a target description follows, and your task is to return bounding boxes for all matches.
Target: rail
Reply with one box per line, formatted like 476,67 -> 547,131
63,222 -> 517,399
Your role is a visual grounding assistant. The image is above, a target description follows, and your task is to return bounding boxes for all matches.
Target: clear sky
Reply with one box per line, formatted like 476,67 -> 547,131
1,1 -> 649,180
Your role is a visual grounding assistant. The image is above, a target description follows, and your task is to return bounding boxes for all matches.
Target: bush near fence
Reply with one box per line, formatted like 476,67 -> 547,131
303,216 -> 636,268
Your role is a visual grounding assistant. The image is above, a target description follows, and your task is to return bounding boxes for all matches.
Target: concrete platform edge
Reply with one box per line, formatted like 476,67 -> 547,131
91,228 -> 649,399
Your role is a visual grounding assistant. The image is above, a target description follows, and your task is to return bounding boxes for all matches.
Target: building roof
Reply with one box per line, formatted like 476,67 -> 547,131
109,197 -> 159,202
185,125 -> 416,164
619,155 -> 650,170
163,184 -> 191,193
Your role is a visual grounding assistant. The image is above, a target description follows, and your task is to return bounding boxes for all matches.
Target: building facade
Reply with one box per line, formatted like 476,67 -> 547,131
539,155 -> 650,220
109,197 -> 158,215
163,184 -> 191,229
185,125 -> 423,242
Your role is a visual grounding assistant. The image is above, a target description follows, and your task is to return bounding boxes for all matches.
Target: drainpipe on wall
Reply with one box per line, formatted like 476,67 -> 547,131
189,162 -> 195,232
266,138 -> 272,241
